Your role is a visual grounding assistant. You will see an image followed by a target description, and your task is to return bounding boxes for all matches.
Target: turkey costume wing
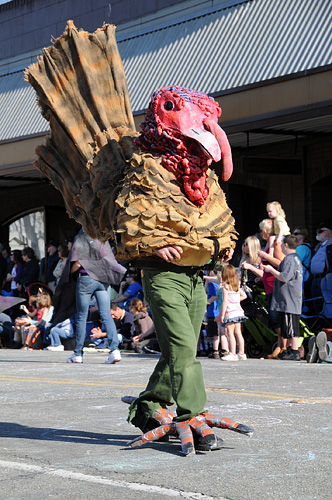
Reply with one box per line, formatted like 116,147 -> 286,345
25,21 -> 137,241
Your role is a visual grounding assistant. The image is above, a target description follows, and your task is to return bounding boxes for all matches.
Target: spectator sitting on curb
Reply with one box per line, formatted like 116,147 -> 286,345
0,312 -> 15,348
306,330 -> 332,363
129,298 -> 159,354
111,272 -> 143,310
44,317 -> 74,351
90,302 -> 135,350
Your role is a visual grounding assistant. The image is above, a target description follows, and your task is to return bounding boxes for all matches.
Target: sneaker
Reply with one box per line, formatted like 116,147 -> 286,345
277,347 -> 289,359
83,346 -> 110,353
267,346 -> 281,359
220,352 -> 238,361
45,345 -> 64,351
194,433 -> 224,451
306,336 -> 318,363
105,349 -> 121,364
142,346 -> 161,355
316,331 -> 328,361
237,353 -> 247,361
281,349 -> 301,361
121,396 -> 137,405
66,354 -> 83,363
208,351 -> 220,359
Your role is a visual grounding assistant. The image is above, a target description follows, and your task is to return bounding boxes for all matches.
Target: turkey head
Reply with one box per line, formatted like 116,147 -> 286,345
136,86 -> 233,206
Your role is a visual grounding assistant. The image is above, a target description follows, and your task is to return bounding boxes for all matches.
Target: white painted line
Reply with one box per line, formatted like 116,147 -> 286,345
0,460 -> 223,499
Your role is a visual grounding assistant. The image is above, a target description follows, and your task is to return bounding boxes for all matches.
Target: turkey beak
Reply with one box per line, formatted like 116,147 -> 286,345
203,119 -> 233,182
183,126 -> 222,163
182,120 -> 233,181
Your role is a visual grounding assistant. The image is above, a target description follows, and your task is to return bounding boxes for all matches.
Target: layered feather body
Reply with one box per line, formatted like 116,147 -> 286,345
26,21 -> 236,266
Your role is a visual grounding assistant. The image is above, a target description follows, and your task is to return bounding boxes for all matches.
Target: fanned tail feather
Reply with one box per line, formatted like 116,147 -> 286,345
25,21 -> 136,241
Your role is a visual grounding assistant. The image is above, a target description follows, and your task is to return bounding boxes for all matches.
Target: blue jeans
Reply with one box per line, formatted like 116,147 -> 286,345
49,326 -> 73,346
75,275 -> 118,356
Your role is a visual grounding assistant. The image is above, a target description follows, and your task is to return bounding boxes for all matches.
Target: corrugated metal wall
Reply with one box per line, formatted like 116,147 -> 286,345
120,0 -> 332,111
0,71 -> 48,141
1,0 -> 331,141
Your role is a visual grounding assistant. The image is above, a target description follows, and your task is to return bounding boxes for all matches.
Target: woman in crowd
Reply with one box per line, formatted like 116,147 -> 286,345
239,236 -> 262,287
2,249 -> 24,317
129,298 -> 159,354
16,247 -> 40,295
53,243 -> 69,285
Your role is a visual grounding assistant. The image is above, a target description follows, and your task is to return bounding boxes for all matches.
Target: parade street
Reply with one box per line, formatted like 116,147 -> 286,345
0,350 -> 331,500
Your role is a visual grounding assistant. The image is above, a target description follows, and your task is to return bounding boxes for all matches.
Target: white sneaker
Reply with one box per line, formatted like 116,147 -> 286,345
237,353 -> 247,361
220,352 -> 238,361
46,345 -> 64,351
105,349 -> 121,364
66,354 -> 83,363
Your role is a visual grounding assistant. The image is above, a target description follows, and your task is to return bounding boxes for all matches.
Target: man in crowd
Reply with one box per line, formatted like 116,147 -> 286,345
310,221 -> 332,313
90,302 -> 135,359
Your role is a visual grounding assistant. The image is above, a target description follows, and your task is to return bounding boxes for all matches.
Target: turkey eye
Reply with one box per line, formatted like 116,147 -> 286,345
164,101 -> 174,110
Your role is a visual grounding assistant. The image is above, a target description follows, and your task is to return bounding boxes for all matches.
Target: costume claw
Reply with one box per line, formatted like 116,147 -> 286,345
232,423 -> 254,437
128,424 -> 176,447
126,403 -> 254,455
175,421 -> 196,456
202,412 -> 254,437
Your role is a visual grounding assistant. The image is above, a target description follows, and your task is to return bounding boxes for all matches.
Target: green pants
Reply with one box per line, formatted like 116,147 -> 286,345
128,269 -> 207,423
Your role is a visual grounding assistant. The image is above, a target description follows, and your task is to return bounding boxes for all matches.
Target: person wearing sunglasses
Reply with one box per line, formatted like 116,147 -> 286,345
310,221 -> 332,313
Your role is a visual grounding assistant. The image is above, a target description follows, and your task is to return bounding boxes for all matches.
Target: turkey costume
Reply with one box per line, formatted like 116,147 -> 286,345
26,21 -> 253,455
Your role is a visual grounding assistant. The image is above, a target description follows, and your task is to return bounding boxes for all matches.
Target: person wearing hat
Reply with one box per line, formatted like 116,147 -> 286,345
310,221 -> 332,313
46,240 -> 60,292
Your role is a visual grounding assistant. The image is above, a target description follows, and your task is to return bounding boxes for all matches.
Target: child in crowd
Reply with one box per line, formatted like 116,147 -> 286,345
12,295 -> 38,345
216,264 -> 247,361
204,268 -> 229,359
261,234 -> 303,361
21,292 -> 52,350
215,271 -> 229,358
205,271 -> 223,359
20,296 -> 38,319
266,201 -> 290,252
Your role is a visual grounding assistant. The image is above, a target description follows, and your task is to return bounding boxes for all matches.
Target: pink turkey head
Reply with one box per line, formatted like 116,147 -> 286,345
136,86 -> 233,206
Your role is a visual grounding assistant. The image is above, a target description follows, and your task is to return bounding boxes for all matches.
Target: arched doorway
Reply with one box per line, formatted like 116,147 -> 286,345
2,206 -> 78,259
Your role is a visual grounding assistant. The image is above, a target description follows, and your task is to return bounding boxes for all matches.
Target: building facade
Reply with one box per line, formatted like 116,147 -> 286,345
0,0 -> 331,254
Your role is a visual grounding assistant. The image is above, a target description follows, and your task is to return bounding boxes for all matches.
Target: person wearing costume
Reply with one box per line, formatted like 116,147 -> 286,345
26,21 -> 254,455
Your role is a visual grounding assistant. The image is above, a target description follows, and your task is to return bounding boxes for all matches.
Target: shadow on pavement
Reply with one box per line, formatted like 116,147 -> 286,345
1,422 -> 133,446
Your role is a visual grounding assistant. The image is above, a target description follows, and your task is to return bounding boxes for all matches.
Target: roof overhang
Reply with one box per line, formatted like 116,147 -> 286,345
0,0 -> 331,187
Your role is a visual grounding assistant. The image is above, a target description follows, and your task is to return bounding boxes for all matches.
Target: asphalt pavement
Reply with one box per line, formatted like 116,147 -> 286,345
0,349 -> 331,500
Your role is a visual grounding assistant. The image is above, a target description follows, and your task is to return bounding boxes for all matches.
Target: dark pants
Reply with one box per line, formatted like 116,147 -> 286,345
311,277 -> 324,314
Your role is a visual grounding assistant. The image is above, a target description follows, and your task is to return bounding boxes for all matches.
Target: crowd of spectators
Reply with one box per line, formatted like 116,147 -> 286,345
0,213 -> 331,364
